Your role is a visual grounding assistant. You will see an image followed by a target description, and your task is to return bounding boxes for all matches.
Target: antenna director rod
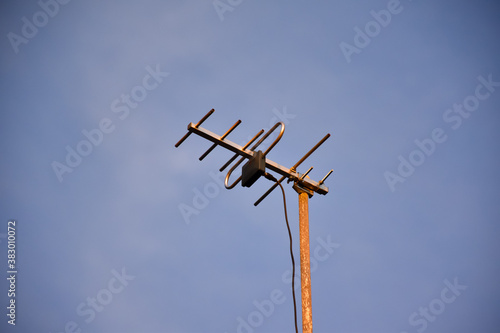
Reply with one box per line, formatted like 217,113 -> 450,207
187,123 -> 329,195
292,133 -> 330,170
175,109 -> 215,147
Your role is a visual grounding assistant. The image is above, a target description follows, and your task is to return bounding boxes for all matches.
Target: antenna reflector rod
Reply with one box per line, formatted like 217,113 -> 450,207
319,169 -> 333,185
175,109 -> 215,147
199,119 -> 241,161
291,133 -> 330,170
253,175 -> 286,206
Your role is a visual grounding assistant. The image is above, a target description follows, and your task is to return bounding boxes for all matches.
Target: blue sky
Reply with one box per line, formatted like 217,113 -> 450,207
1,1 -> 499,332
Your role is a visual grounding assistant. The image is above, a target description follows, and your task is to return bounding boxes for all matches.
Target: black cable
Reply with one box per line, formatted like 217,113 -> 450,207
265,173 -> 298,333
278,181 -> 299,333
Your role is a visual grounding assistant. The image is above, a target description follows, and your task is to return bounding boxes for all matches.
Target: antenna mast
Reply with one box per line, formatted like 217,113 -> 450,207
175,109 -> 333,333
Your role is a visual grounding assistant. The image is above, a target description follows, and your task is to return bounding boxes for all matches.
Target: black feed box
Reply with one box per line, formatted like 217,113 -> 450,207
241,150 -> 266,187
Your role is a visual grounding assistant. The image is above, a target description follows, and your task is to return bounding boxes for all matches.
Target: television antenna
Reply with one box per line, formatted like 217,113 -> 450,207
175,109 -> 333,333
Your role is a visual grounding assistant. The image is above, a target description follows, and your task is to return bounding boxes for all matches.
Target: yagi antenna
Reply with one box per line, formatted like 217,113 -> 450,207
175,109 -> 333,205
175,108 -> 333,333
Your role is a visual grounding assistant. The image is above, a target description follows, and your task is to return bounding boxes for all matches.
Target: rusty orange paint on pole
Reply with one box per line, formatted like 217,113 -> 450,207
299,191 -> 313,333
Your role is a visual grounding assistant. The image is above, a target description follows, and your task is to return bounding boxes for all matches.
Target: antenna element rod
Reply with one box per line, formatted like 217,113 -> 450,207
199,120 -> 241,161
175,109 -> 215,147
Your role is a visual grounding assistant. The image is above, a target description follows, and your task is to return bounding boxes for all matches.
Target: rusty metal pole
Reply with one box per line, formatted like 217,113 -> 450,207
298,190 -> 313,333
175,110 -> 333,333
